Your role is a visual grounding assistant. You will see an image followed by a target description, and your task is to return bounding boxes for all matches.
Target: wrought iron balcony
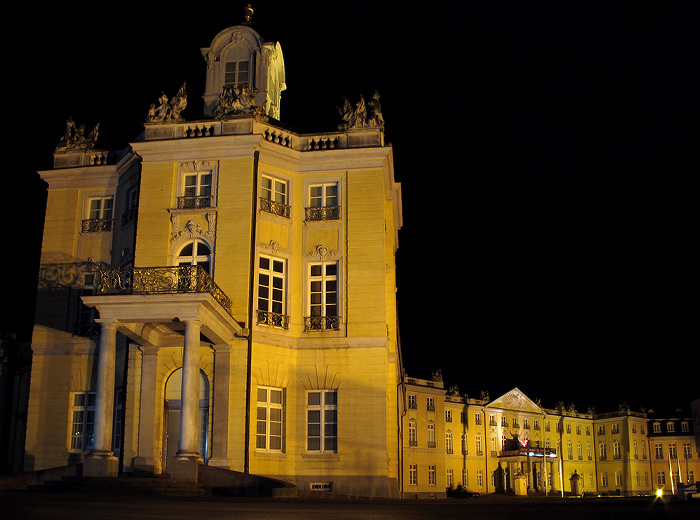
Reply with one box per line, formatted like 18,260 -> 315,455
305,206 -> 340,221
259,197 -> 290,218
96,265 -> 232,316
303,316 -> 340,331
81,218 -> 112,233
177,195 -> 213,209
256,310 -> 289,329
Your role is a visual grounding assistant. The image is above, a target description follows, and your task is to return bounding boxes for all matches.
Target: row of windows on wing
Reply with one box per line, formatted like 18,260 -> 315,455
82,177 -> 341,233
256,388 -> 338,453
408,464 -> 475,488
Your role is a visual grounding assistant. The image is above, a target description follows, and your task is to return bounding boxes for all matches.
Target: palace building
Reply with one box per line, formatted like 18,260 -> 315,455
401,376 -> 698,498
20,8 -> 698,500
25,10 -> 403,497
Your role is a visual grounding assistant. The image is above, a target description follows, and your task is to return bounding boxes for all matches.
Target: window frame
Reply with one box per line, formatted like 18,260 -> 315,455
306,182 -> 340,221
305,261 -> 340,331
68,391 -> 96,452
256,386 -> 285,452
256,255 -> 288,329
306,389 -> 338,453
260,175 -> 290,218
82,195 -> 114,232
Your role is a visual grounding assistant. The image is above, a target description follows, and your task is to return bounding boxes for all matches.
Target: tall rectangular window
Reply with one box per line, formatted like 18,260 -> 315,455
306,183 -> 340,220
408,420 -> 417,446
260,176 -> 289,217
83,196 -> 113,232
428,465 -> 436,485
427,423 -> 436,448
180,172 -> 213,208
305,262 -> 339,331
257,256 -> 288,328
307,390 -> 337,453
409,464 -> 417,485
69,392 -> 96,451
256,386 -> 284,452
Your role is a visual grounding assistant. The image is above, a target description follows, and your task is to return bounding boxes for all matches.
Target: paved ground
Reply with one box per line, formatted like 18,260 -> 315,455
3,491 -> 699,520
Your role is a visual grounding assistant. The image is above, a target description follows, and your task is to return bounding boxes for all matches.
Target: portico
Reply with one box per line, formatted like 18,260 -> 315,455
82,266 -> 245,479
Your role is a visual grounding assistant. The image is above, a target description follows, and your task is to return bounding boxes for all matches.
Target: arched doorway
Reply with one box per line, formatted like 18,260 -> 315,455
163,368 -> 210,472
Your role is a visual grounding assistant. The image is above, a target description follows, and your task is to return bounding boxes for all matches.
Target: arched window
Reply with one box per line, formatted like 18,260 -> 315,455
176,239 -> 212,275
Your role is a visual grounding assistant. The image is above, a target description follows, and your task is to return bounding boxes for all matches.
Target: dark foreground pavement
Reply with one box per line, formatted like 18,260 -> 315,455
3,491 -> 699,520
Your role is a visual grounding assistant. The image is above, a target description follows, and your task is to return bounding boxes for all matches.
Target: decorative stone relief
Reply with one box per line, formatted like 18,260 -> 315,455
306,245 -> 340,261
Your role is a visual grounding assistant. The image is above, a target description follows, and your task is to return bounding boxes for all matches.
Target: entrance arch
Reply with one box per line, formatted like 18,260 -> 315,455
163,368 -> 210,472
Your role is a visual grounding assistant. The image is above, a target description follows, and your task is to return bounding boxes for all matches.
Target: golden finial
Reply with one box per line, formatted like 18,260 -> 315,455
243,3 -> 254,24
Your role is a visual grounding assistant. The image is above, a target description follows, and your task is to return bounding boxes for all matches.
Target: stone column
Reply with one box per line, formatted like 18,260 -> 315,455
84,320 -> 119,477
177,319 -> 201,458
132,345 -> 160,475
208,344 -> 231,468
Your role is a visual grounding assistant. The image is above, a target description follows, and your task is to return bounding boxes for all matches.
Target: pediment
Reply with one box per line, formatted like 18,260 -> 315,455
486,388 -> 543,414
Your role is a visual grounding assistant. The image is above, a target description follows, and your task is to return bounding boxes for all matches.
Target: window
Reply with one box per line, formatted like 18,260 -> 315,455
307,390 -> 337,453
74,273 -> 99,336
447,469 -> 454,488
177,239 -> 213,276
683,442 -> 692,459
122,186 -> 139,224
408,394 -> 417,409
256,386 -> 284,452
408,420 -> 417,446
428,465 -> 436,485
598,425 -> 606,435
305,262 -> 339,331
83,196 -> 113,232
601,472 -> 608,487
427,423 -> 436,448
669,443 -> 677,459
476,435 -> 483,456
225,60 -> 250,88
409,464 -> 417,485
446,432 -> 453,454
613,440 -> 621,459
179,171 -> 213,209
69,392 -> 95,451
461,433 -> 468,455
257,256 -> 288,328
667,422 -> 675,433
306,183 -> 340,220
599,442 -> 607,460
475,413 -> 482,425
681,422 -> 690,433
260,176 -> 289,217
657,471 -> 665,486
446,410 -> 452,423
653,423 -> 661,433
426,397 -> 435,411
476,470 -> 483,488
655,443 -> 664,460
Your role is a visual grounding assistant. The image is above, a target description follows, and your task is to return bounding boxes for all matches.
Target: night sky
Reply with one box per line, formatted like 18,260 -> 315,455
5,1 -> 697,414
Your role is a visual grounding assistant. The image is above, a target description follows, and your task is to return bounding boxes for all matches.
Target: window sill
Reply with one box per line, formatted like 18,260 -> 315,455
254,451 -> 286,458
302,453 -> 339,461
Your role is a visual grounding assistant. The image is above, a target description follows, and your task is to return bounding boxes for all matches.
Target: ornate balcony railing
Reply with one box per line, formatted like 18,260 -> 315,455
177,195 -> 213,209
256,310 -> 289,329
303,316 -> 340,331
82,219 -> 113,233
259,197 -> 290,218
305,206 -> 341,221
96,266 -> 233,317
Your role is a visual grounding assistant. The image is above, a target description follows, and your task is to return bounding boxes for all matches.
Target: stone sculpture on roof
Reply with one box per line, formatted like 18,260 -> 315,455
146,83 -> 188,122
338,90 -> 385,130
56,117 -> 100,151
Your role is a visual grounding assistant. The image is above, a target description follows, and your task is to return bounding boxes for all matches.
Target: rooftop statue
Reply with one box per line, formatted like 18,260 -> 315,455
56,117 -> 100,151
214,84 -> 268,121
146,83 -> 188,122
338,90 -> 384,130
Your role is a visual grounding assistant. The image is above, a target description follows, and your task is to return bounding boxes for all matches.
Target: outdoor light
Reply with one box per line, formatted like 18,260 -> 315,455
656,489 -> 663,498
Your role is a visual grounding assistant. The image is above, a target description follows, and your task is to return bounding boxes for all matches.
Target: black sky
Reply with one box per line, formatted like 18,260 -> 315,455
5,1 -> 697,413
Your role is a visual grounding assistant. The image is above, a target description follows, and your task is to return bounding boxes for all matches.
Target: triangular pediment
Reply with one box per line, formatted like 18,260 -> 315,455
486,388 -> 543,414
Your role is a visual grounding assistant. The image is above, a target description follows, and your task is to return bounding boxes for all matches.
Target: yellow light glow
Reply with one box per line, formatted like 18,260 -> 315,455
656,489 -> 663,498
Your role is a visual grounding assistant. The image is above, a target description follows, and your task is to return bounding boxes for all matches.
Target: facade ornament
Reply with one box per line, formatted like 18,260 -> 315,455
431,369 -> 443,382
479,390 -> 490,402
338,90 -> 384,130
146,83 -> 188,122
448,385 -> 460,397
56,117 -> 100,151
214,85 -> 268,121
306,244 -> 339,261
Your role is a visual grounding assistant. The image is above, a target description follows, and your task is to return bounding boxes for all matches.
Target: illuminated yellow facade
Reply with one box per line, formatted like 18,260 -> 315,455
25,18 -> 403,497
401,377 -> 699,497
